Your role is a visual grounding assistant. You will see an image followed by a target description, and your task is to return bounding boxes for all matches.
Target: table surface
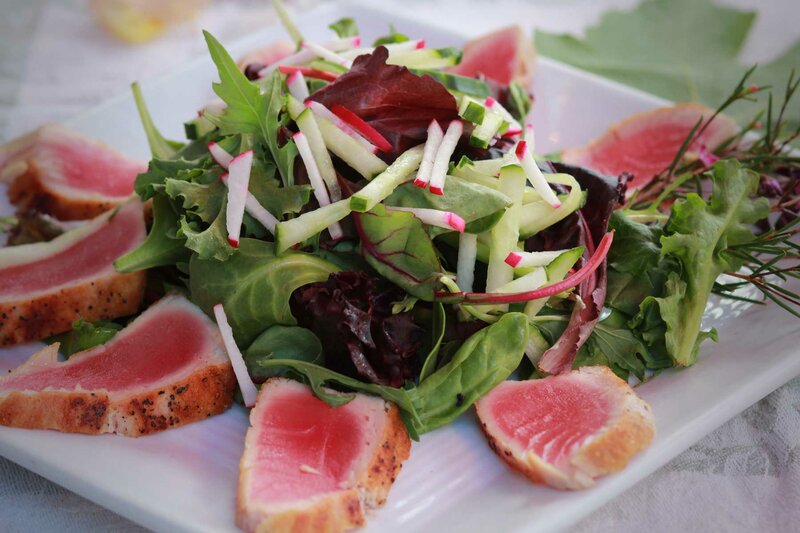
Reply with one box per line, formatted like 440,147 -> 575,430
1,0 -> 799,532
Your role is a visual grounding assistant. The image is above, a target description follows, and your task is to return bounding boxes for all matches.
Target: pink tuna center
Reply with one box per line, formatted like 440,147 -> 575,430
0,206 -> 142,299
250,390 -> 367,504
47,139 -> 143,197
488,379 -> 613,465
0,306 -> 211,392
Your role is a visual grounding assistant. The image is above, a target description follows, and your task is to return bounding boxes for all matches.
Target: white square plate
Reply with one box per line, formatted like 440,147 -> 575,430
1,2 -> 798,532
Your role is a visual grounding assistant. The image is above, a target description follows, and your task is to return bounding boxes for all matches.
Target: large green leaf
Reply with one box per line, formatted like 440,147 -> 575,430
408,312 -> 529,433
536,0 -> 800,129
189,239 -> 339,345
631,160 -> 769,365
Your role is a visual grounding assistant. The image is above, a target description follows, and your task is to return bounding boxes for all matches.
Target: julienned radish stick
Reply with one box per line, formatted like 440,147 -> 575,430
414,120 -> 444,188
429,120 -> 464,195
301,41 -> 352,68
286,70 -> 309,101
210,143 -> 278,233
293,105 -> 341,201
305,101 -> 378,154
330,105 -> 393,153
505,249 -> 569,268
293,132 -> 343,240
208,141 -> 234,168
225,150 -> 254,248
213,304 -> 259,408
220,174 -> 278,234
275,66 -> 339,82
385,206 -> 465,232
258,36 -> 360,76
457,232 -> 479,292
516,140 -> 561,208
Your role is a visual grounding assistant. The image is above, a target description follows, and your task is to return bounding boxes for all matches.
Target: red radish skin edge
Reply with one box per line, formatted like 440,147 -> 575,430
448,213 -> 466,232
208,141 -> 233,169
330,105 -> 393,153
516,140 -> 527,158
435,231 -> 614,304
505,252 -> 523,268
429,185 -> 444,196
416,39 -> 426,49
354,36 -> 361,46
485,96 -> 497,107
413,178 -> 427,188
277,66 -> 338,82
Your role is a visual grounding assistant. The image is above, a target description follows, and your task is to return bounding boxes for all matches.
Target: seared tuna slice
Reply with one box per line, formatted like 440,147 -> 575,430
475,366 -> 655,490
237,378 -> 411,533
1,125 -> 145,220
561,104 -> 739,193
0,295 -> 236,436
0,200 -> 146,346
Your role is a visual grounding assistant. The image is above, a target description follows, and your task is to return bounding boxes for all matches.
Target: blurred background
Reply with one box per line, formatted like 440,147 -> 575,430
0,0 -> 799,532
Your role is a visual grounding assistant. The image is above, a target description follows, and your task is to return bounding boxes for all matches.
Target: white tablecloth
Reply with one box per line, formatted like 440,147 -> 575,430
1,0 -> 799,531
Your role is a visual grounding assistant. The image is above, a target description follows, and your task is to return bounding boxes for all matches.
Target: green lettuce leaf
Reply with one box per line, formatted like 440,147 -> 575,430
631,160 -> 770,366
536,0 -> 800,129
189,239 -> 339,345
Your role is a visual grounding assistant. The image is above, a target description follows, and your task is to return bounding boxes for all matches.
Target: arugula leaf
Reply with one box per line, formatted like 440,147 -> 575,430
130,82 -> 182,159
203,31 -> 298,186
353,204 -> 444,301
115,193 -> 189,273
329,17 -> 359,38
632,160 -> 769,366
48,319 -> 124,358
385,177 -> 510,236
408,312 -> 529,433
536,0 -> 800,129
189,238 -> 339,346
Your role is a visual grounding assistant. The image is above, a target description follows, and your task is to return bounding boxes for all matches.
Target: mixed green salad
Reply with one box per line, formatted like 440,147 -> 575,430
59,2 -> 797,438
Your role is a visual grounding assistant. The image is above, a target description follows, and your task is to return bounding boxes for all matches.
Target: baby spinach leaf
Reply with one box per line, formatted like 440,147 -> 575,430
244,325 -> 323,379
353,204 -> 444,300
408,312 -> 529,433
189,238 -> 339,346
115,193 -> 190,273
385,177 -> 510,236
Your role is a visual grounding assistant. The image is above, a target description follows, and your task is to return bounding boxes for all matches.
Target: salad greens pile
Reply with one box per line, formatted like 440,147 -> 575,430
61,2 -> 796,436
